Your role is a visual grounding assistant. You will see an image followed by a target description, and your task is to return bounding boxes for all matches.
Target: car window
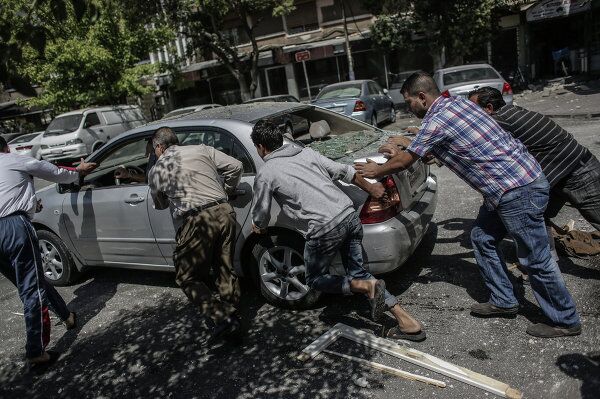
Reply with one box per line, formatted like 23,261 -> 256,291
84,112 -> 101,128
177,129 -> 255,174
83,136 -> 149,186
122,108 -> 144,121
10,133 -> 40,144
102,111 -> 124,125
442,67 -> 500,86
368,82 -> 382,95
317,84 -> 362,100
45,115 -> 83,135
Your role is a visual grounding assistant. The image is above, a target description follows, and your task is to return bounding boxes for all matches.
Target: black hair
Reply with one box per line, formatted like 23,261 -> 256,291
0,136 -> 7,151
251,119 -> 283,152
400,71 -> 440,97
468,87 -> 506,111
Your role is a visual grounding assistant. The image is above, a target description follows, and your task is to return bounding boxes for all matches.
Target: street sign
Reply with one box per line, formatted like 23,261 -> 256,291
295,50 -> 311,63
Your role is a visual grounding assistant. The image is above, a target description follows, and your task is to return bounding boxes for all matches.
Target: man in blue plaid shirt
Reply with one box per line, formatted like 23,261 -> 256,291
355,72 -> 581,338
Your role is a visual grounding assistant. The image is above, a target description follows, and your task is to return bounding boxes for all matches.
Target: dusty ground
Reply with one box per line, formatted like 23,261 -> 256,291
1,116 -> 599,398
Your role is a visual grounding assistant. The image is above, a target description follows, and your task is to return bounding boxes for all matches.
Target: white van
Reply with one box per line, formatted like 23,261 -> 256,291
40,105 -> 146,162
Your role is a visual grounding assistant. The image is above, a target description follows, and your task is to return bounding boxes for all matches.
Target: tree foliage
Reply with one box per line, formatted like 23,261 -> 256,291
2,0 -> 173,111
365,0 -> 497,69
158,0 -> 295,101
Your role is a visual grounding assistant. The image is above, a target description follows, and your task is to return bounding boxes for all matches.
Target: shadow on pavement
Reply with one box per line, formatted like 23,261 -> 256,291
557,351 -> 600,399
0,287 -> 385,399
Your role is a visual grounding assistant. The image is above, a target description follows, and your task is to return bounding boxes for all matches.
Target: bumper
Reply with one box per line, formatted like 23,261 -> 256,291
331,174 -> 438,275
350,110 -> 369,122
40,143 -> 88,162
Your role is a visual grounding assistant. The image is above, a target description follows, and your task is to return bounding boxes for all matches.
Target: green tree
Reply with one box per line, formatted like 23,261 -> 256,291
365,0 -> 498,70
157,0 -> 294,101
3,0 -> 172,111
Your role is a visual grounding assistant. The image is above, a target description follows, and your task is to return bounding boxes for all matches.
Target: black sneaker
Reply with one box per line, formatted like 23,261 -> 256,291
526,322 -> 582,338
470,302 -> 519,318
208,316 -> 242,345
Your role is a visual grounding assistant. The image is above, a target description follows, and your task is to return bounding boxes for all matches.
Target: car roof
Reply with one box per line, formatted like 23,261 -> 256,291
244,95 -> 297,103
320,80 -> 370,90
436,63 -> 495,73
55,105 -> 139,117
175,102 -> 310,123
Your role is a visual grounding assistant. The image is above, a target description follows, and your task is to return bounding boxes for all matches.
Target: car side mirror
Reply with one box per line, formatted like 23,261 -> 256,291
57,182 -> 79,194
383,88 -> 389,95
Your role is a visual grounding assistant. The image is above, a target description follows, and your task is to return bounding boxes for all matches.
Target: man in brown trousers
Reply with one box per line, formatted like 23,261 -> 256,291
148,127 -> 243,342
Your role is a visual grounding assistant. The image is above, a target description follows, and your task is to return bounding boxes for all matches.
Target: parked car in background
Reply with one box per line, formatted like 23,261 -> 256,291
433,63 -> 513,105
244,95 -> 300,104
388,70 -> 420,111
312,80 -> 396,126
163,104 -> 222,119
8,131 -> 44,159
39,105 -> 146,162
32,102 -> 437,309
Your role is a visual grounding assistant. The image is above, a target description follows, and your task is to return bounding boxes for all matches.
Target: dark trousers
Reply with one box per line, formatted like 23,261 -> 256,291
304,212 -> 399,308
0,213 -> 71,358
471,177 -> 580,327
546,155 -> 600,231
173,203 -> 240,324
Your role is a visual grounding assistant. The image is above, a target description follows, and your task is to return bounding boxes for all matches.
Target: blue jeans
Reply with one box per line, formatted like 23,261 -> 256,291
304,212 -> 398,308
0,213 -> 71,358
470,177 -> 580,327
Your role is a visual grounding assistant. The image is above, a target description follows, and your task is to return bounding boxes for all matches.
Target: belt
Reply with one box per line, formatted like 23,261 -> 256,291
181,199 -> 228,219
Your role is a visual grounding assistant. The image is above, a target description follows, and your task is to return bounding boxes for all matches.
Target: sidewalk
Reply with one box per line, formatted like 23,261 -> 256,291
514,77 -> 600,118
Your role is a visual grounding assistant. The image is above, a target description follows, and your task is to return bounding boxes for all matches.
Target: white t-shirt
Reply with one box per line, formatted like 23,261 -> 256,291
0,152 -> 79,219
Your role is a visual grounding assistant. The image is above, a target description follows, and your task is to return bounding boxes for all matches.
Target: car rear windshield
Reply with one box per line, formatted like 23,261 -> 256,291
45,115 -> 83,135
10,133 -> 40,144
317,84 -> 362,100
164,108 -> 195,118
443,68 -> 500,86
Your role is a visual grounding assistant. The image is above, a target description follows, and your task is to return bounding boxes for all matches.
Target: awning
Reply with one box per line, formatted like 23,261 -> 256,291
282,31 -> 370,53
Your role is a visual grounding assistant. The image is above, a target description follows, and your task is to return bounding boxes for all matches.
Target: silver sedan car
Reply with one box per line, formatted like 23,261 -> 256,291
8,131 -> 44,159
433,63 -> 513,105
32,102 -> 438,308
312,80 -> 396,126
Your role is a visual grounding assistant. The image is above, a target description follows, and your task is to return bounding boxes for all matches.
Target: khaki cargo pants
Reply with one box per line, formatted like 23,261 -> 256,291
173,203 -> 240,324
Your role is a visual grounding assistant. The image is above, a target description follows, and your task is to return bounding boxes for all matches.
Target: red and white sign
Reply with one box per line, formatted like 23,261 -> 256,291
295,50 -> 311,63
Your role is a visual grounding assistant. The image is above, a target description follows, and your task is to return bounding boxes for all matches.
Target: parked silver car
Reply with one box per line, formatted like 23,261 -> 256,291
388,70 -> 420,111
312,80 -> 396,126
433,63 -> 513,105
8,131 -> 44,159
163,104 -> 222,119
32,102 -> 438,308
40,105 -> 146,162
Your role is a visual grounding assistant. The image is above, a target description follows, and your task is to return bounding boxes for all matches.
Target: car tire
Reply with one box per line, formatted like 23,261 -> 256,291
389,107 -> 396,123
250,232 -> 320,309
37,229 -> 81,286
371,113 -> 377,127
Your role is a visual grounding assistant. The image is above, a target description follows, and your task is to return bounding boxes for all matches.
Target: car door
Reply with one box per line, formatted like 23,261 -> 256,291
148,127 -> 255,266
366,82 -> 381,122
82,112 -> 107,145
61,135 -> 166,267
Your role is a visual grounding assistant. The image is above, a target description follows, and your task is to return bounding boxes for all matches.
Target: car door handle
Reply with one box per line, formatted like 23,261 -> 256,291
124,196 -> 145,204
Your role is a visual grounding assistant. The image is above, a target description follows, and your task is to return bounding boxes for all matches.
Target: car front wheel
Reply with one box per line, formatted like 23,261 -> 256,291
37,229 -> 80,286
251,232 -> 320,309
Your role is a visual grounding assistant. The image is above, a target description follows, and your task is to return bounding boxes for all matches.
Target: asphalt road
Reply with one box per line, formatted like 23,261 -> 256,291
1,118 -> 599,399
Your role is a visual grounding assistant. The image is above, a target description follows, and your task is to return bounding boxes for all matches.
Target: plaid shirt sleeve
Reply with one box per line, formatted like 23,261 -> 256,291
406,121 -> 446,157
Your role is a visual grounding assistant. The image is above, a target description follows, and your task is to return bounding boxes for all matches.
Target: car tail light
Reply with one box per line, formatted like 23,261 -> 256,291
353,100 -> 367,112
441,90 -> 450,98
16,145 -> 33,151
502,82 -> 513,95
359,175 -> 403,224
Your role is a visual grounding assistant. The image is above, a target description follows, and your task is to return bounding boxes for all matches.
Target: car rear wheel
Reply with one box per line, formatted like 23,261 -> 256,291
250,232 -> 320,309
37,230 -> 80,286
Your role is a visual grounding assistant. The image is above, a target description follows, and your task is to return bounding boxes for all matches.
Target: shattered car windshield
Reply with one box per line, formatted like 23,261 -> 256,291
45,115 -> 83,135
308,130 -> 381,163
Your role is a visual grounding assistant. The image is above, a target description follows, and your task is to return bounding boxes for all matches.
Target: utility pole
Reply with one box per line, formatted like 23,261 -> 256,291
341,0 -> 355,81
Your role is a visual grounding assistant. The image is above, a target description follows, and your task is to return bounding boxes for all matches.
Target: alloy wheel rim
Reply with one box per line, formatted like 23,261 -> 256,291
259,246 -> 309,301
39,239 -> 64,280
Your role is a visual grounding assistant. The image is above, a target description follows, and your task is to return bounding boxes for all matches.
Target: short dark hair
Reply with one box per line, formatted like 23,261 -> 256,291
468,87 -> 506,111
251,120 -> 283,151
152,126 -> 179,149
400,71 -> 440,97
0,136 -> 7,152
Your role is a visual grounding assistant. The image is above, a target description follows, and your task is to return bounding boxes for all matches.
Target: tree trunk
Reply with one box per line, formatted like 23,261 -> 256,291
431,46 -> 446,71
237,72 -> 252,102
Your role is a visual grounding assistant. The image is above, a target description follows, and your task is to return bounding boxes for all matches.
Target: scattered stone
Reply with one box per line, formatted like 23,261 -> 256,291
353,377 -> 370,388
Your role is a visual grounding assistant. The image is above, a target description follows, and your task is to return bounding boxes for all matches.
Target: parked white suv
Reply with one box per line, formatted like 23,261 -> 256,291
40,105 -> 146,162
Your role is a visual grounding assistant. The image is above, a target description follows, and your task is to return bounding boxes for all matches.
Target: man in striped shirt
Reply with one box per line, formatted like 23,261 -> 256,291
468,87 -> 600,232
355,72 -> 581,338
